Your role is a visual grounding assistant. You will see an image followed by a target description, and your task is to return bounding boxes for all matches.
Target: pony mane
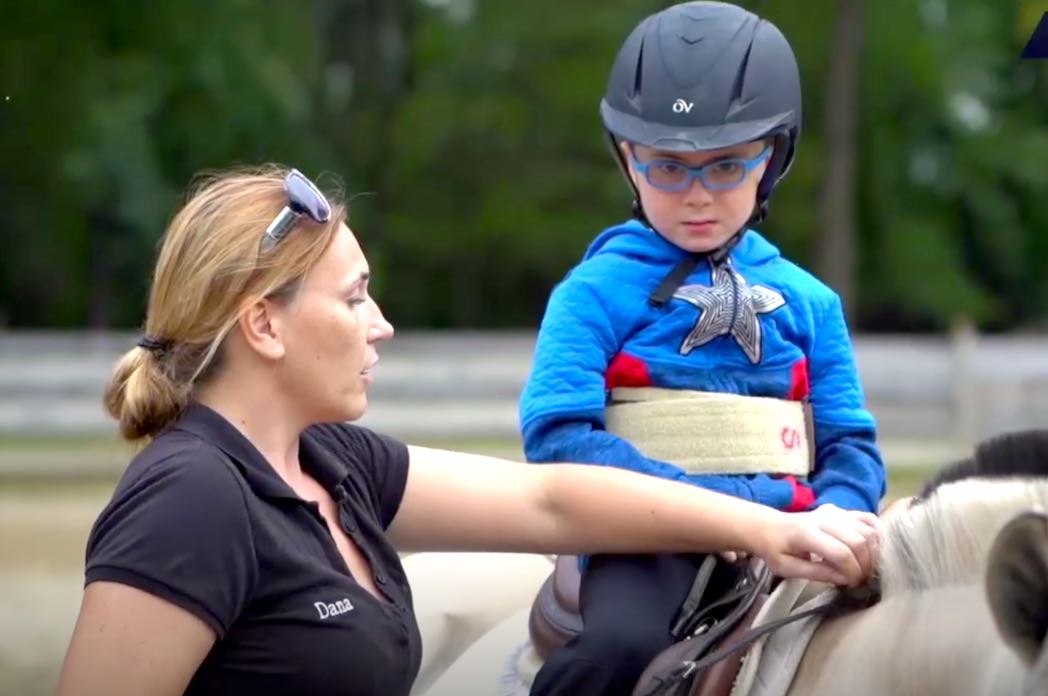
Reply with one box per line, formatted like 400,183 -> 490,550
914,429 -> 1048,501
872,428 -> 1048,596
878,477 -> 1048,596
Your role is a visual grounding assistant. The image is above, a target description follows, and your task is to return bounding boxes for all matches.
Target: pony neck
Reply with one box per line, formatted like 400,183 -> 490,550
792,584 -> 1026,696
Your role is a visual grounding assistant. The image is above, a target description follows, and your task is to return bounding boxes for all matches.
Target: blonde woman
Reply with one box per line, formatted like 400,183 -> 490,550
56,166 -> 879,696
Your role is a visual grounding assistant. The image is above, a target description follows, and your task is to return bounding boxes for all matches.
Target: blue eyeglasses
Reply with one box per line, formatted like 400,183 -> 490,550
259,169 -> 332,253
629,146 -> 772,193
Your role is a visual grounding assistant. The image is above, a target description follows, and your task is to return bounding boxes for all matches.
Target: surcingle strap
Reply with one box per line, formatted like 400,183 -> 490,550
604,387 -> 813,476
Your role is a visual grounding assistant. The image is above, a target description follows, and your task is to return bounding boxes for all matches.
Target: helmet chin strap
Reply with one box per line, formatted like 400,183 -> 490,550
605,129 -> 652,228
710,196 -> 769,264
606,129 -> 785,306
646,218 -> 750,308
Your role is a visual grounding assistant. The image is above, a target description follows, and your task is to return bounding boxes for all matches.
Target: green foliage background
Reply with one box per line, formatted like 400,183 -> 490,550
1,0 -> 1045,332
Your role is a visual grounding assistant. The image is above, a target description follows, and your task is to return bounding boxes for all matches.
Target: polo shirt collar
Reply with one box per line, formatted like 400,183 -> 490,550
169,401 -> 348,502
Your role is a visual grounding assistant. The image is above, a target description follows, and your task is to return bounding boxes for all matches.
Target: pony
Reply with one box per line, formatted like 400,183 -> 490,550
416,429 -> 1048,696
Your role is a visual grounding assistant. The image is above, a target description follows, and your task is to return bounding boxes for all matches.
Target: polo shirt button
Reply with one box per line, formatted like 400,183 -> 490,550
376,574 -> 387,585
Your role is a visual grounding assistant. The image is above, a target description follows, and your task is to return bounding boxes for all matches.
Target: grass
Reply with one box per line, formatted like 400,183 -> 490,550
0,434 -> 128,451
0,434 -> 522,451
0,434 -> 935,574
0,432 -> 936,575
0,432 -> 933,494
883,466 -> 933,500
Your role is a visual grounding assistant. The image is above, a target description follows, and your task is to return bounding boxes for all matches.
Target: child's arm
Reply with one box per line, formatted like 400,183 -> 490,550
806,294 -> 886,513
520,276 -> 803,508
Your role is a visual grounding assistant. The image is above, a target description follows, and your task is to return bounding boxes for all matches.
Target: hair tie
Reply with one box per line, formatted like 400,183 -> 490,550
137,335 -> 172,354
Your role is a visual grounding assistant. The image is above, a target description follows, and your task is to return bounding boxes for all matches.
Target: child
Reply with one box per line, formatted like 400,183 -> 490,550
519,2 -> 885,694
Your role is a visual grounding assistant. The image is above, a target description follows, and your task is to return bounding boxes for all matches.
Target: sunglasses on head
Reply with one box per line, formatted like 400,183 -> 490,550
259,169 -> 332,253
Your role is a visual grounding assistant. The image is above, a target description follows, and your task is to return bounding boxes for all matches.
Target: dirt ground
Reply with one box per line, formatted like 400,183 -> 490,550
0,482 -> 112,696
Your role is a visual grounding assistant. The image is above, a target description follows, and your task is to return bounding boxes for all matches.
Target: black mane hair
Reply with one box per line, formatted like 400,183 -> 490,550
914,429 -> 1048,502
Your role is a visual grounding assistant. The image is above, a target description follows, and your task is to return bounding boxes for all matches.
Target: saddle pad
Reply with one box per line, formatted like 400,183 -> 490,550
729,579 -> 837,696
499,639 -> 544,696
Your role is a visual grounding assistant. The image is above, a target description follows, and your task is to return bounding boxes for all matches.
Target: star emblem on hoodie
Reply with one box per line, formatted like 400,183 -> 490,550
672,263 -> 786,363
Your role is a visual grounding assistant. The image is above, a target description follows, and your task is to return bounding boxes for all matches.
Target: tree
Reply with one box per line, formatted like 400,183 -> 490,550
817,0 -> 865,320
0,0 -> 330,328
2,0 -> 1047,332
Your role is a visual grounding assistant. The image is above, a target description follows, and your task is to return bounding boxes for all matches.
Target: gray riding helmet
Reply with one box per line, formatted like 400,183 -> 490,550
600,1 -> 802,223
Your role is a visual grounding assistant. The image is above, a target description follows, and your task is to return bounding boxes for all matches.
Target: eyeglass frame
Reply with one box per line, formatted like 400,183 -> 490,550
258,169 -> 332,253
628,145 -> 773,193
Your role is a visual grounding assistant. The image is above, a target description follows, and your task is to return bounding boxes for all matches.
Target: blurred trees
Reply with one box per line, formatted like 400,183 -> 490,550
0,0 -> 330,328
0,0 -> 1045,332
817,0 -> 864,321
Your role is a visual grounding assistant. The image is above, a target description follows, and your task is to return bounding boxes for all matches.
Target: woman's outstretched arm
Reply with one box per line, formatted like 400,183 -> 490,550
389,446 -> 879,586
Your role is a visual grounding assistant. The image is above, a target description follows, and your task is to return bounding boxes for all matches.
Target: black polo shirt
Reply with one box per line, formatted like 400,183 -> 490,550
85,402 -> 422,696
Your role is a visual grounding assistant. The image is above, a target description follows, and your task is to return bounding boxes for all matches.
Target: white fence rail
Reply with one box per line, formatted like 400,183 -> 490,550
2,329 -> 1047,449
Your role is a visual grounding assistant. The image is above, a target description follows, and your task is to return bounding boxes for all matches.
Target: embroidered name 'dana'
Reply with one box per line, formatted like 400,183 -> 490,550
315,597 -> 354,620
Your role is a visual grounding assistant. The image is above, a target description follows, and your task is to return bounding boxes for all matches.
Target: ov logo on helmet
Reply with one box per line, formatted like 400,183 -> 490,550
672,98 -> 694,114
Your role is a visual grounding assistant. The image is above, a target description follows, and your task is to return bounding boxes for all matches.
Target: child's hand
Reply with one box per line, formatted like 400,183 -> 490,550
752,505 -> 881,586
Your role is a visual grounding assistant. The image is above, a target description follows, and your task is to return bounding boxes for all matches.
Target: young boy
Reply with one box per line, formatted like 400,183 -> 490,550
519,2 -> 885,694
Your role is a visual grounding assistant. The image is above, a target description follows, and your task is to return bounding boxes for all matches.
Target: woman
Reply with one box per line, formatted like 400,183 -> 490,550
56,165 -> 879,696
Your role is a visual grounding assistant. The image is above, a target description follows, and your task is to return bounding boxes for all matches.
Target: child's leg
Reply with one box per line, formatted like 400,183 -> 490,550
530,552 -> 704,696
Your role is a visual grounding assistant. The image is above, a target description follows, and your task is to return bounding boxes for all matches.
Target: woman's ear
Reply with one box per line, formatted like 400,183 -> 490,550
236,298 -> 286,362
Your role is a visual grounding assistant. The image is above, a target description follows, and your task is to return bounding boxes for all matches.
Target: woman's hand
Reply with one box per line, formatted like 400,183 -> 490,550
751,504 -> 881,586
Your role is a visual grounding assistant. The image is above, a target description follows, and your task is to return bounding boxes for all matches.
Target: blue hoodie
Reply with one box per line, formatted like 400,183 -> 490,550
519,220 -> 884,513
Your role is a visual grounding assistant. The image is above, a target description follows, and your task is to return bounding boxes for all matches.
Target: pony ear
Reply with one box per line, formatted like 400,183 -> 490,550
985,510 -> 1048,666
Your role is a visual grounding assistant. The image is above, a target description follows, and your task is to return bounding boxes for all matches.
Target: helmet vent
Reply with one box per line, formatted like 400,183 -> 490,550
632,41 -> 645,97
731,40 -> 754,104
